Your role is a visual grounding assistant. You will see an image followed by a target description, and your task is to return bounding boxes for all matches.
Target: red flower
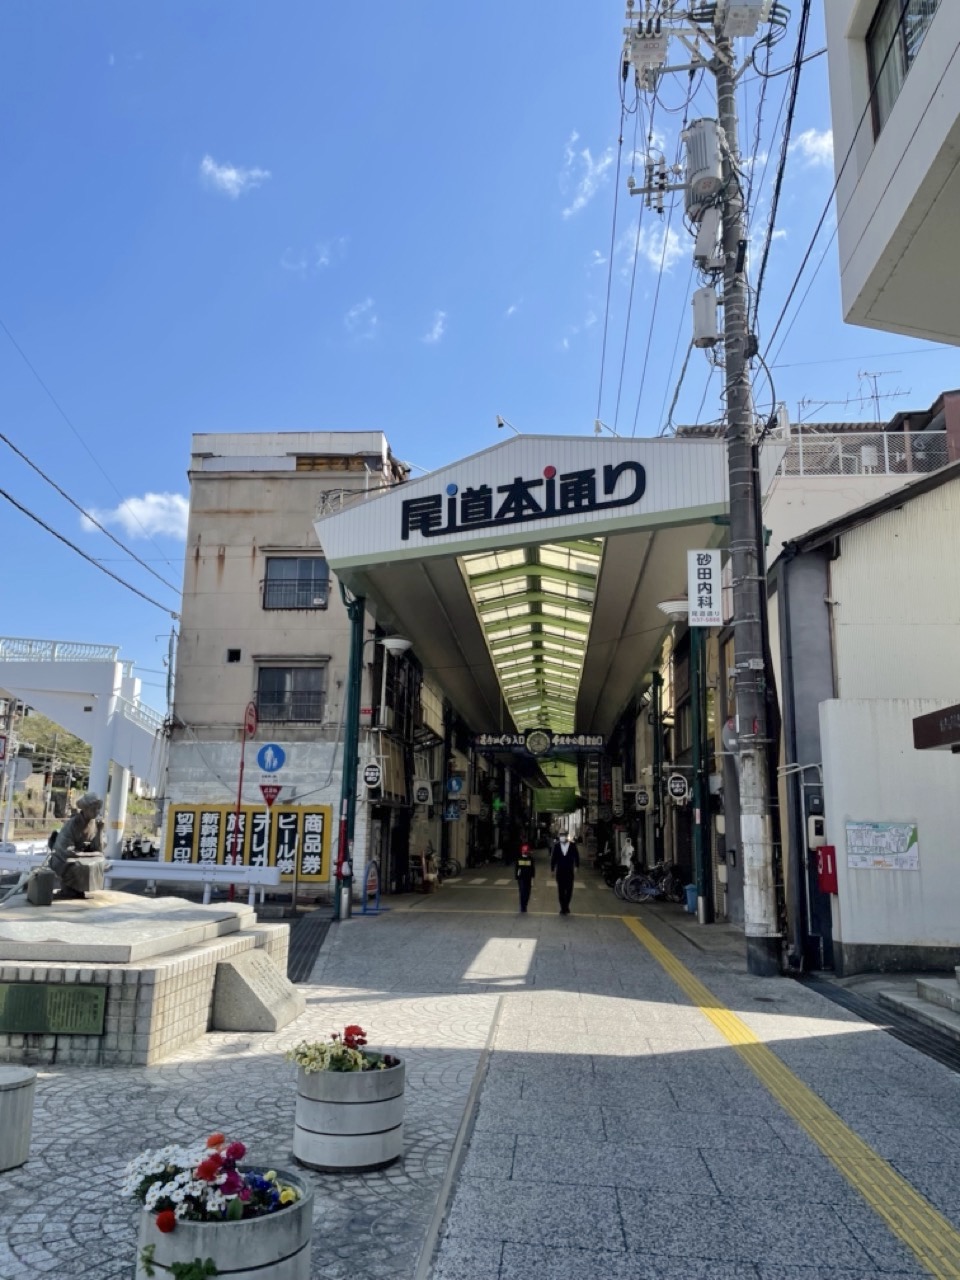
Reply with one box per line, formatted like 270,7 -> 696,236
343,1025 -> 367,1049
155,1210 -> 177,1234
225,1141 -> 246,1162
221,1169 -> 243,1196
196,1159 -> 219,1182
206,1132 -> 226,1149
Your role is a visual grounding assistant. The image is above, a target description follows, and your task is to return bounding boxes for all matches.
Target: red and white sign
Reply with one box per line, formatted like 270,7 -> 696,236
260,783 -> 282,808
244,701 -> 258,740
0,734 -> 6,764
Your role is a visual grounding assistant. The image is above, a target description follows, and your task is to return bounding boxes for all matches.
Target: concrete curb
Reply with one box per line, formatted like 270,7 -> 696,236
413,994 -> 505,1280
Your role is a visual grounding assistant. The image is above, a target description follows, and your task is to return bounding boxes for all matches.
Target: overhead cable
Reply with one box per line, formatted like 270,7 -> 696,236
0,317 -> 178,569
0,486 -> 180,618
0,429 -> 180,594
752,0 -> 812,329
761,1 -> 914,359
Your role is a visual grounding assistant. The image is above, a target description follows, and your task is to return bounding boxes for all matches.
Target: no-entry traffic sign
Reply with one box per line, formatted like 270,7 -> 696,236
244,702 -> 258,739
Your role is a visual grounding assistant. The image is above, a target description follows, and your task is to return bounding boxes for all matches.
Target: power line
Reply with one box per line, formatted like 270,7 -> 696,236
0,317 -> 178,569
752,0 -> 812,330
0,429 -> 180,594
594,102 -> 628,421
0,486 -> 179,618
772,344 -> 949,369
761,1 -> 913,359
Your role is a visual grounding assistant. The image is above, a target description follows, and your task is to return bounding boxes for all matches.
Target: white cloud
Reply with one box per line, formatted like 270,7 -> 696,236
280,248 -> 308,273
199,154 -> 271,198
790,128 -> 834,168
772,227 -> 788,242
422,310 -> 447,344
561,132 -> 616,218
505,300 -> 521,317
86,493 -> 189,540
590,249 -> 607,268
618,221 -> 685,274
280,238 -> 346,275
344,297 -> 378,338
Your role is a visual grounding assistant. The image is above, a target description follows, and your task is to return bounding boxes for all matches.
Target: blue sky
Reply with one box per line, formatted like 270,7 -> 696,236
0,2 -> 956,711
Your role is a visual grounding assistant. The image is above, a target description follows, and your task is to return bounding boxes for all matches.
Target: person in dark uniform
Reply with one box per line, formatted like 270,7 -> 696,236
550,830 -> 580,915
515,842 -> 535,912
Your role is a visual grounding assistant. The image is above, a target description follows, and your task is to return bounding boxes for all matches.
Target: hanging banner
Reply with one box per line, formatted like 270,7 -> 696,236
688,549 -> 722,627
164,804 -> 331,882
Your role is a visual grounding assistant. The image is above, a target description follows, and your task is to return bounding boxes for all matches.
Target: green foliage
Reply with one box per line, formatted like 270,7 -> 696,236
19,711 -> 91,772
139,1245 -> 218,1279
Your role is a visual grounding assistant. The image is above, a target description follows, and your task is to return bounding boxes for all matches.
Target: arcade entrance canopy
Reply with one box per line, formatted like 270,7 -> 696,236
315,435 -> 776,741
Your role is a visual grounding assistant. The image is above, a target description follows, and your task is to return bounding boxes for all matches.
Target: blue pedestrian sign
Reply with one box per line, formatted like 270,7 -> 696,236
257,743 -> 286,773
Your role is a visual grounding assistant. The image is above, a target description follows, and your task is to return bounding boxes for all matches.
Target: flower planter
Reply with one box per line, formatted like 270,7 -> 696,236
293,1058 -> 405,1172
135,1169 -> 313,1279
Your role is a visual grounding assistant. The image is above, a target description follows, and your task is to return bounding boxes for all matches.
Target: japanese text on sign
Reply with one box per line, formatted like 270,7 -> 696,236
687,549 -> 722,627
164,804 -> 331,881
401,462 -> 646,541
846,821 -> 919,871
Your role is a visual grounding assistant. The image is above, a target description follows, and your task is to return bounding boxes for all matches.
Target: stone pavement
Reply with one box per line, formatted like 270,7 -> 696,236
3,863 -> 960,1279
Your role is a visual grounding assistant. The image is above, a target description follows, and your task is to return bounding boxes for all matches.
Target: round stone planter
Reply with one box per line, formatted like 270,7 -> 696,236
293,1057 -> 405,1172
0,1066 -> 36,1172
135,1169 -> 313,1280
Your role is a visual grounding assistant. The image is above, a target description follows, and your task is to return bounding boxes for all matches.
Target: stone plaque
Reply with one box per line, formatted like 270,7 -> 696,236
212,950 -> 305,1033
0,983 -> 107,1035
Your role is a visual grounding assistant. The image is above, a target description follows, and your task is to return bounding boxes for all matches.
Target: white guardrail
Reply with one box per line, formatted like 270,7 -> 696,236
0,637 -> 121,662
0,846 -> 281,908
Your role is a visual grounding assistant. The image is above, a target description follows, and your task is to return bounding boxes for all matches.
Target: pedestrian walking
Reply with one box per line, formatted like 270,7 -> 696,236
550,830 -> 580,915
516,842 -> 535,913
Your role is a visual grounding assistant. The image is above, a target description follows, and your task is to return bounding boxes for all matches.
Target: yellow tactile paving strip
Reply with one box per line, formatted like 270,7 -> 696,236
623,914 -> 960,1280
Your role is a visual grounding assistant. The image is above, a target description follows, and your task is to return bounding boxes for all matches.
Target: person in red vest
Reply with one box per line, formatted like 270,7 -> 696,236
515,843 -> 535,913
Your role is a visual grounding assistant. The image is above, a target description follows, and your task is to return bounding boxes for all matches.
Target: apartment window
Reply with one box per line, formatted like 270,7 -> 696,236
256,666 -> 326,722
868,0 -> 940,136
262,557 -> 329,610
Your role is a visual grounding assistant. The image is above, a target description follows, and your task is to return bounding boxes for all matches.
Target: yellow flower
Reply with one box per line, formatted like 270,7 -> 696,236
265,1170 -> 277,1181
279,1188 -> 297,1205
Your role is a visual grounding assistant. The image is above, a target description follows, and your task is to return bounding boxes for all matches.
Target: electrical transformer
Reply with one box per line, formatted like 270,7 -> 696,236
717,0 -> 773,37
692,286 -> 719,349
683,118 -> 723,221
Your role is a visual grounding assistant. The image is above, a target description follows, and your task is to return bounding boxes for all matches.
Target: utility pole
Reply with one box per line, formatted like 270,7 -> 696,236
714,37 -> 779,974
623,1 -> 785,975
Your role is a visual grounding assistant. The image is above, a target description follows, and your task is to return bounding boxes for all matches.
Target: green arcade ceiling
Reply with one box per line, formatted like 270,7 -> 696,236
460,538 -> 603,735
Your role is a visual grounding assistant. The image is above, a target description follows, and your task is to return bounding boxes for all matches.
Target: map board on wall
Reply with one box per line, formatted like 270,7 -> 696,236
845,821 -> 919,871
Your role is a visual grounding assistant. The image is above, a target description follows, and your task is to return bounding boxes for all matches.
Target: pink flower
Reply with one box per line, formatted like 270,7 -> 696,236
221,1169 -> 243,1196
238,1186 -> 252,1203
225,1141 -> 246,1162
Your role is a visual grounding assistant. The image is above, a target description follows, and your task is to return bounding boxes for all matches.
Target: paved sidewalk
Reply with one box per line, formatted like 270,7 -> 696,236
2,865 -> 960,1279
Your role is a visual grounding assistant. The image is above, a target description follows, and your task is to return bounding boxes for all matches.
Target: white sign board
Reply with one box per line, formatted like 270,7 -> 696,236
846,821 -> 919,871
667,773 -> 689,802
688,549 -> 722,627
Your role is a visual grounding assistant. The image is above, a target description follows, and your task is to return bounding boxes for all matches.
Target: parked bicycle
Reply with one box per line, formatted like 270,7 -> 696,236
615,860 -> 686,905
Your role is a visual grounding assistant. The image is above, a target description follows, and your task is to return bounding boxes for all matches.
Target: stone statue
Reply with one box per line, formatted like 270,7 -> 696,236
50,792 -> 107,899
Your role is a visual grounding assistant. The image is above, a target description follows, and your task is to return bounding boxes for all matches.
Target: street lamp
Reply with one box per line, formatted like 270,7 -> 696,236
656,594 -> 711,925
334,616 -> 414,923
378,635 -> 413,727
495,415 -> 521,436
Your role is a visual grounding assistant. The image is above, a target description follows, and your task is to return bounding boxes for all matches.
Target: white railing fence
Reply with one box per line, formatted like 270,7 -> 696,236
775,430 -> 948,478
0,637 -> 120,663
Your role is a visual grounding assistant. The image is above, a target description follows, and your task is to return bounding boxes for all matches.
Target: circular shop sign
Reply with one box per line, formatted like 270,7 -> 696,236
363,762 -> 382,788
667,773 -> 689,801
414,783 -> 431,805
635,788 -> 650,809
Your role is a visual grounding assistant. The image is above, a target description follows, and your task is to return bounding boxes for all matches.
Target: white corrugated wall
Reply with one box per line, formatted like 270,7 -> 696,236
830,482 -> 960,701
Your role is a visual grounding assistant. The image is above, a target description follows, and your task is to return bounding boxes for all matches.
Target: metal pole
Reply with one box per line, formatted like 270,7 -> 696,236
651,671 -> 664,867
335,584 -> 365,920
715,35 -> 780,975
690,627 -> 706,922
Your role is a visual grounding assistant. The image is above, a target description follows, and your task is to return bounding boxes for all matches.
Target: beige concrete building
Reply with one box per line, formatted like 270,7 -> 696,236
165,431 -> 418,898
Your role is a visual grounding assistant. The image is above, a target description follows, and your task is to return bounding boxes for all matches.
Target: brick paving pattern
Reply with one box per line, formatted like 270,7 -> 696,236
3,864 -> 960,1279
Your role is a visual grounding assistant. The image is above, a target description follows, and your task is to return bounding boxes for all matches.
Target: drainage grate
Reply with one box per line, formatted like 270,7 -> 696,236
286,910 -> 332,983
801,975 -> 960,1075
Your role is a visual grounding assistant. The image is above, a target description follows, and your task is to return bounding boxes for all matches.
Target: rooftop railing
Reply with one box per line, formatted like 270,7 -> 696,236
0,637 -> 120,663
775,429 -> 947,478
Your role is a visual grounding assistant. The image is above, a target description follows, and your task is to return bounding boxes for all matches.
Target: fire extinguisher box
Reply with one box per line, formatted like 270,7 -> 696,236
816,845 -> 838,895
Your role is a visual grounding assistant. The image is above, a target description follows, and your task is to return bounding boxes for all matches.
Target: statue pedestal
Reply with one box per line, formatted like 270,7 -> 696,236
0,892 -> 294,1067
